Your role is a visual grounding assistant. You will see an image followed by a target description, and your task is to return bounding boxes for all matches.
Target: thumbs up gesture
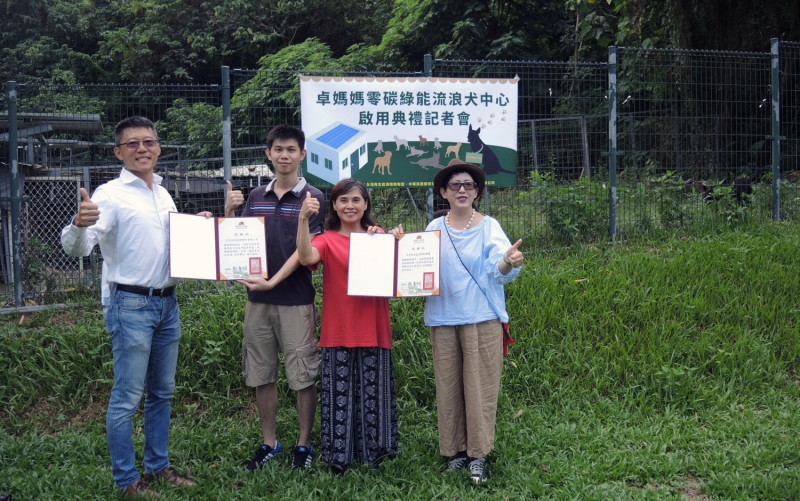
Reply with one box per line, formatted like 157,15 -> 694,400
73,187 -> 100,228
299,191 -> 319,220
224,180 -> 244,217
503,239 -> 524,268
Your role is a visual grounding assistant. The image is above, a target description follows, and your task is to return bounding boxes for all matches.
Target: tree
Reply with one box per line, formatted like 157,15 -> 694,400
3,0 -> 800,87
1,0 -> 107,84
230,38 -> 342,145
159,99 -> 223,160
667,0 -> 800,51
363,0 -> 570,71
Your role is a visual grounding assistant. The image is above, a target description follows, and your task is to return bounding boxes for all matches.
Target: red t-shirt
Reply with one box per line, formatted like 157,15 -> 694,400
311,230 -> 393,349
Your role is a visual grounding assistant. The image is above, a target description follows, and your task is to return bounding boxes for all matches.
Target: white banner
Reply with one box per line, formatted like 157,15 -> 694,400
300,76 -> 518,187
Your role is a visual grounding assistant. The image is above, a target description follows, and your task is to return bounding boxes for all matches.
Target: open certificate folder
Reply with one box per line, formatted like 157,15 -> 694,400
347,230 -> 440,297
169,212 -> 268,280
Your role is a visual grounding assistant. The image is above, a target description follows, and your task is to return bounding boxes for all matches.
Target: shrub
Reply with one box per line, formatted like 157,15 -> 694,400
526,171 -> 609,245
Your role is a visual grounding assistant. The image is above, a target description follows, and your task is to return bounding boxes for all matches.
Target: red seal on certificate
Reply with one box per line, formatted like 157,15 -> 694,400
249,257 -> 262,275
423,272 -> 435,291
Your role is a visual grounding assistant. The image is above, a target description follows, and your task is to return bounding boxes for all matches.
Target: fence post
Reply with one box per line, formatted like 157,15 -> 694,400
580,115 -> 591,180
629,114 -> 638,185
222,66 -> 232,183
424,54 -> 435,224
81,165 -> 97,286
7,81 -> 22,306
607,48 -> 619,239
770,38 -> 782,221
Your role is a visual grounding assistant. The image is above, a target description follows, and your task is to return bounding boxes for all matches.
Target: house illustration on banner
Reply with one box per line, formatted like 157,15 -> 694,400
305,122 -> 368,184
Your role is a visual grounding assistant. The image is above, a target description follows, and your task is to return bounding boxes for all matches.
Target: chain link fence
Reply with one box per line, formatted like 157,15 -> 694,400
1,83 -> 224,306
2,40 -> 800,307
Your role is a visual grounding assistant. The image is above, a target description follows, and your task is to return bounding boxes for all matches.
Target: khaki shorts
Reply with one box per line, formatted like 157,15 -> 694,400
242,302 -> 320,390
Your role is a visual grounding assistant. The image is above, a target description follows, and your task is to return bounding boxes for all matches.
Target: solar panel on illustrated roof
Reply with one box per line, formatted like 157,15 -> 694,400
316,123 -> 360,149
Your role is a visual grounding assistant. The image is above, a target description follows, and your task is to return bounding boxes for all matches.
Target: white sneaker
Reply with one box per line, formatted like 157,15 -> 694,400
468,457 -> 488,483
445,452 -> 470,472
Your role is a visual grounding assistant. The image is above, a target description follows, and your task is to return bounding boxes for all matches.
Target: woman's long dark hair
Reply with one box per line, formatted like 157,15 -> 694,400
325,178 -> 374,231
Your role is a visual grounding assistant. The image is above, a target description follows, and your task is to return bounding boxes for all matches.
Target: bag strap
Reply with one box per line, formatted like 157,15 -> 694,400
443,220 -> 514,356
442,220 -> 503,320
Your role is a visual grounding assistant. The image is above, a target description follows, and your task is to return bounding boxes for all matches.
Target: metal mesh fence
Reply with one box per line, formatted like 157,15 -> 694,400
3,40 -> 800,307
431,59 -> 608,179
432,59 -> 614,247
614,47 -> 775,239
781,41 -> 800,219
1,83 -> 223,306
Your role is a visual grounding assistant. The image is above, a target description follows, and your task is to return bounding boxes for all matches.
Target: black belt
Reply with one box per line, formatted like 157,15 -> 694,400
116,284 -> 176,297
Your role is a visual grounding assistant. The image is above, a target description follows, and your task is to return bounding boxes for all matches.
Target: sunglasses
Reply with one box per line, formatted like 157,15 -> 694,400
447,181 -> 478,191
117,139 -> 159,150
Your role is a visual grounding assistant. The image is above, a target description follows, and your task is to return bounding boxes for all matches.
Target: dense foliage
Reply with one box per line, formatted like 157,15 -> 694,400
3,0 -> 799,86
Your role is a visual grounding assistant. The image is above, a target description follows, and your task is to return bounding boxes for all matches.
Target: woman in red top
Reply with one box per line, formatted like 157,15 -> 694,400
297,178 -> 397,474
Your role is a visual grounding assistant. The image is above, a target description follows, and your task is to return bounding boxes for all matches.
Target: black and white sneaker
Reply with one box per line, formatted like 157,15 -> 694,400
245,441 -> 282,471
291,444 -> 314,469
468,457 -> 488,483
444,451 -> 470,472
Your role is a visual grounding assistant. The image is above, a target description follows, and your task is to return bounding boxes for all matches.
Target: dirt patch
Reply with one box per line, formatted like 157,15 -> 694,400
69,401 -> 107,426
677,477 -> 707,500
634,477 -> 707,500
5,397 -> 108,436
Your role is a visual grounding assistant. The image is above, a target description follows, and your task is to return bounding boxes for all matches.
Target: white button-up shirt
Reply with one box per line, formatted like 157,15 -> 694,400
61,168 -> 177,303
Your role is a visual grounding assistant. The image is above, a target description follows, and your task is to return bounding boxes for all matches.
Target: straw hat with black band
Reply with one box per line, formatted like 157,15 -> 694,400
433,160 -> 486,201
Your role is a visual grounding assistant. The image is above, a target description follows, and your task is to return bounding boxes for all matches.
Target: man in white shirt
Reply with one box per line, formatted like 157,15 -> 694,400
61,116 -> 198,498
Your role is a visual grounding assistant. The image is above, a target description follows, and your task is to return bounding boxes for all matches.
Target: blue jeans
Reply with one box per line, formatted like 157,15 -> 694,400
103,289 -> 181,489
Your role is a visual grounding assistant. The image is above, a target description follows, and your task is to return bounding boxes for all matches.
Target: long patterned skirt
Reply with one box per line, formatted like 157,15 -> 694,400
320,347 -> 399,471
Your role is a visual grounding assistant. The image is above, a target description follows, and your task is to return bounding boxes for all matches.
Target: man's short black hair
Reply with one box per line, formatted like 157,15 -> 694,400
115,116 -> 157,145
266,124 -> 305,150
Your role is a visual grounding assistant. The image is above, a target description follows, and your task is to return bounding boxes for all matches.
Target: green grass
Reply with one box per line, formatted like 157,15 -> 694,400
2,223 -> 800,499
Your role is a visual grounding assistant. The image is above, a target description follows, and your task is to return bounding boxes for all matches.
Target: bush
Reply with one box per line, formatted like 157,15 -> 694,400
526,171 -> 609,245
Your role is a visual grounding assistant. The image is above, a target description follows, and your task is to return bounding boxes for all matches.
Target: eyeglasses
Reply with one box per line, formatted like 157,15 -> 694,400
117,139 -> 159,150
447,181 -> 478,191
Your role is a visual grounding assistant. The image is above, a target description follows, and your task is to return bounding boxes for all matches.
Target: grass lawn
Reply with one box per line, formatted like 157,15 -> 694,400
2,222 -> 800,499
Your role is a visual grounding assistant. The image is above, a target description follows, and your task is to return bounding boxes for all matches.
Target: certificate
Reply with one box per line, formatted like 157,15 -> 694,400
347,230 -> 440,297
169,212 -> 268,280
